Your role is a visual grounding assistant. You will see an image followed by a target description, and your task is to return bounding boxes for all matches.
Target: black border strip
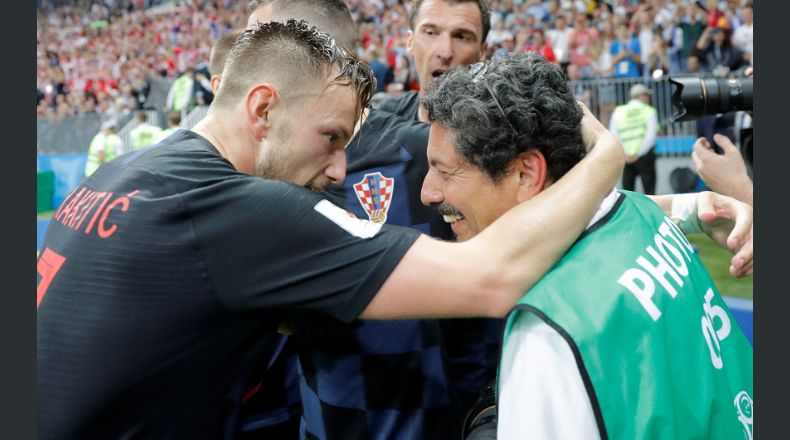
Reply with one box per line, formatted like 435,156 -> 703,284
509,305 -> 610,440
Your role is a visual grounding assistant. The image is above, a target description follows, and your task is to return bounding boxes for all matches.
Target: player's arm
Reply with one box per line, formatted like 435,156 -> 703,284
648,192 -> 753,277
362,104 -> 624,319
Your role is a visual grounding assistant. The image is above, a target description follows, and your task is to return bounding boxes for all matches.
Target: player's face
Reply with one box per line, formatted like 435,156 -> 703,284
421,124 -> 519,242
407,0 -> 487,94
257,82 -> 357,192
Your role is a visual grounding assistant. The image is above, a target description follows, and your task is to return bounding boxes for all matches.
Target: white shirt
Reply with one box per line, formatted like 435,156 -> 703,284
548,27 -> 574,63
732,23 -> 753,56
497,189 -> 620,440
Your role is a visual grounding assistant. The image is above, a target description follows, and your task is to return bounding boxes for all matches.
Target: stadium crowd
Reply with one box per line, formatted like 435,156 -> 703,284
36,0 -> 753,117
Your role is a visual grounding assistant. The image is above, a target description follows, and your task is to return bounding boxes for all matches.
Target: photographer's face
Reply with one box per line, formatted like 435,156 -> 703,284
421,124 -> 519,241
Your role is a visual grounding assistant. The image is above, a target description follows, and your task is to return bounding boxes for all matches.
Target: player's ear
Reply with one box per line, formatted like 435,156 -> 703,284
246,84 -> 277,139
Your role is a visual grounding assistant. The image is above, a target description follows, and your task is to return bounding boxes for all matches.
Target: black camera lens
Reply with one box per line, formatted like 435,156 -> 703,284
669,76 -> 753,122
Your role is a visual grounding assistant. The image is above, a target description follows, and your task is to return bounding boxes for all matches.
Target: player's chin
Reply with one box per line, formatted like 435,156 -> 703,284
306,179 -> 329,193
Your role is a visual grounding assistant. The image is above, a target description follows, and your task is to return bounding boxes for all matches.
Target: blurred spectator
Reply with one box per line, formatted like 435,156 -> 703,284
487,19 -> 515,47
645,30 -> 669,77
680,1 -> 707,62
37,0 -> 754,116
568,13 -> 598,78
523,28 -> 557,64
145,69 -> 173,112
731,5 -> 753,65
633,4 -> 655,77
129,110 -> 162,151
368,47 -> 396,94
154,112 -> 181,143
566,63 -> 591,108
663,4 -> 686,75
166,67 -> 195,112
548,13 -> 573,70
85,118 -> 123,178
696,26 -> 745,77
155,111 -> 182,144
610,22 -> 641,78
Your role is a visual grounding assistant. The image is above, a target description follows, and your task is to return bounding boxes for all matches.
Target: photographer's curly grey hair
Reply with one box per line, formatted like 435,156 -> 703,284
421,51 -> 586,183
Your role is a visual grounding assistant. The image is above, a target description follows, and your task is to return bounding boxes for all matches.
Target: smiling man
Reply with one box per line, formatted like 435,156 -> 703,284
421,51 -> 753,440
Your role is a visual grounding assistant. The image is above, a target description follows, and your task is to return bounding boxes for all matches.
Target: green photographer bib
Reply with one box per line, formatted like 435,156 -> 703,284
500,191 -> 753,439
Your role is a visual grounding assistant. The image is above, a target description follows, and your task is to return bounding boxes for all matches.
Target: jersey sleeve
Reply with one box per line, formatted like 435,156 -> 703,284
497,314 -> 601,440
189,178 -> 421,323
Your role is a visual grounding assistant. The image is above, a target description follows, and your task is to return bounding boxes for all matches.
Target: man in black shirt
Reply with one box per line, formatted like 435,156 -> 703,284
37,18 -> 630,439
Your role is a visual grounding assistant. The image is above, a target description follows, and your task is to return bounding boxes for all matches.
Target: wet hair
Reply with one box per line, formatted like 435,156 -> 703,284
409,0 -> 491,44
422,51 -> 586,183
247,0 -> 357,50
213,19 -> 374,121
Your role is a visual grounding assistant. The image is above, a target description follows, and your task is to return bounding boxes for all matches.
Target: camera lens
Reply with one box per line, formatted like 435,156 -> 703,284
669,76 -> 753,122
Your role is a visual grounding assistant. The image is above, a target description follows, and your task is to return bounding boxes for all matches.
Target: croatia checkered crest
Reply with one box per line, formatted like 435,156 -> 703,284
353,172 -> 394,223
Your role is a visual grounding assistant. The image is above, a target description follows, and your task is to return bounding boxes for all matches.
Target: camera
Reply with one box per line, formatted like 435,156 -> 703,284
669,75 -> 753,171
669,76 -> 753,122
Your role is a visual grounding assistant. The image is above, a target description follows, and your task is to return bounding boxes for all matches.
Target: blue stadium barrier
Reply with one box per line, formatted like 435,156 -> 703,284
723,296 -> 754,346
655,136 -> 696,155
37,153 -> 87,209
37,219 -> 50,251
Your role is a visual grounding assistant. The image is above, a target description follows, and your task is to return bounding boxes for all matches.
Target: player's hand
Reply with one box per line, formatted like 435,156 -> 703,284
578,100 -> 618,153
696,191 -> 753,278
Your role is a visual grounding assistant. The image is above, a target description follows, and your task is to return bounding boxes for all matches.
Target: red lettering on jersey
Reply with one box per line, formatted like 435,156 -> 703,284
54,187 -> 81,221
75,191 -> 106,231
98,196 -> 131,238
67,189 -> 95,229
84,192 -> 113,235
37,248 -> 66,309
55,187 -> 85,224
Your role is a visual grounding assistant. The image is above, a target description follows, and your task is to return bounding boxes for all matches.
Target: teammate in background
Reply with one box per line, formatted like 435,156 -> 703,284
155,111 -> 183,143
37,20 -> 631,439
610,83 -> 659,195
423,51 -> 752,440
208,29 -> 244,94
84,118 -> 123,178
129,111 -> 162,151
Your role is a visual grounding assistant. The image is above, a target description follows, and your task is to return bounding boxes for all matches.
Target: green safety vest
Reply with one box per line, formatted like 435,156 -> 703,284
130,124 -> 163,150
169,75 -> 194,112
85,133 -> 121,177
613,100 -> 657,156
500,191 -> 753,439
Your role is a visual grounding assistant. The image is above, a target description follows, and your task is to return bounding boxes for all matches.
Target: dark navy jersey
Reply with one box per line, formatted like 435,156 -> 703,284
36,131 -> 419,439
294,109 -> 503,440
377,90 -> 420,121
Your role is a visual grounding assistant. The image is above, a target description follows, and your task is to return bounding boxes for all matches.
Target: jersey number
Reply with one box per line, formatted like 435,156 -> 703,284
37,247 -> 66,309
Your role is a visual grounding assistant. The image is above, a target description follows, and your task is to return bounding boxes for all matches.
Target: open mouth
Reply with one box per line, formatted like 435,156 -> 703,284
442,214 -> 465,224
431,69 -> 446,78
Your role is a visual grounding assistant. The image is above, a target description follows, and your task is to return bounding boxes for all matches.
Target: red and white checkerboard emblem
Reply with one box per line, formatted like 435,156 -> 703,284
353,172 -> 395,223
